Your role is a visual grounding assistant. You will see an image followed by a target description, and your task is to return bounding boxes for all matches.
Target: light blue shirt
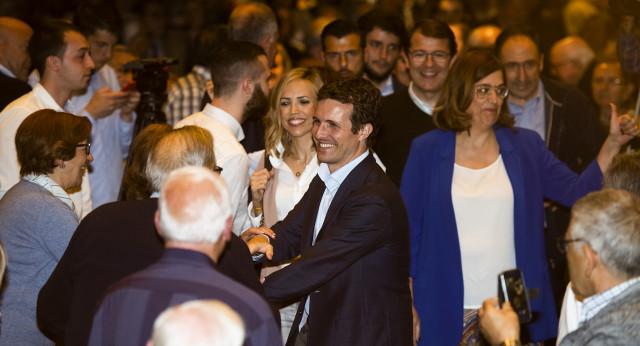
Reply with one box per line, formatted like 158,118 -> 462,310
580,276 -> 640,326
0,64 -> 15,78
301,150 -> 370,329
508,80 -> 546,141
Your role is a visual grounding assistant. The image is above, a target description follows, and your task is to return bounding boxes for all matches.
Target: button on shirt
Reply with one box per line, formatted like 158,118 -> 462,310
300,150 -> 370,328
507,80 -> 546,141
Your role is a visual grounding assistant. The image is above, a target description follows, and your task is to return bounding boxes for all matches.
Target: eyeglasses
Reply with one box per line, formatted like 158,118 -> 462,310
408,50 -> 450,64
76,143 -> 91,155
475,84 -> 509,99
213,166 -> 223,174
594,77 -> 625,86
556,237 -> 588,254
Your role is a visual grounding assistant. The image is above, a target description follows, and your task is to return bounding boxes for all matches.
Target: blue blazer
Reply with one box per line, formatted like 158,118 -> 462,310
400,127 -> 603,344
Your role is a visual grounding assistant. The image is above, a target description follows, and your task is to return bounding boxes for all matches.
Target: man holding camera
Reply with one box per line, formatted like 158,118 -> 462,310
479,189 -> 640,345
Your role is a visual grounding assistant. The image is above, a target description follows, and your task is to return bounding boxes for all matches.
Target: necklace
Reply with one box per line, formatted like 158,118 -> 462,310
290,155 -> 313,178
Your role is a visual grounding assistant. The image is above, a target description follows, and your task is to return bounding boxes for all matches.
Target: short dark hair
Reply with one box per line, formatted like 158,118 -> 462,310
73,1 -> 123,39
357,9 -> 408,51
29,20 -> 80,75
193,24 -> 229,67
228,2 -> 277,44
321,19 -> 359,52
494,25 -> 540,57
210,41 -> 266,98
16,109 -> 92,176
317,77 -> 381,147
409,19 -> 457,57
434,49 -> 514,132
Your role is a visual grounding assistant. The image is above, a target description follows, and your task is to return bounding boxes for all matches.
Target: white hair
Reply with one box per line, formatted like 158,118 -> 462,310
158,166 -> 232,243
151,300 -> 245,346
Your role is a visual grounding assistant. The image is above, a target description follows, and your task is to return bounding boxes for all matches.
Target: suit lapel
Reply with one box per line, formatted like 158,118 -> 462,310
301,176 -> 325,252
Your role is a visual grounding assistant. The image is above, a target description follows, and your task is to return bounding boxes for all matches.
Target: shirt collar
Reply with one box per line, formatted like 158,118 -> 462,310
408,82 -> 434,115
379,75 -> 394,97
580,276 -> 640,325
202,103 -> 245,141
0,64 -> 15,78
508,79 -> 544,110
318,150 -> 369,192
32,83 -> 75,113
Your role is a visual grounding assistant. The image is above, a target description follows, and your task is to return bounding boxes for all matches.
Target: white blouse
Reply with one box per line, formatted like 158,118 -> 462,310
452,155 -> 516,309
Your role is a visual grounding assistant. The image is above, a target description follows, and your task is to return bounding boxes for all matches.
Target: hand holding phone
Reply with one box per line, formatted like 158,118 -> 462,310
498,268 -> 532,323
121,81 -> 137,92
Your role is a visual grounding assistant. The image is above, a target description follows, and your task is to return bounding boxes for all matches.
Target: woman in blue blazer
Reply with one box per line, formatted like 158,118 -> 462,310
401,50 -> 638,345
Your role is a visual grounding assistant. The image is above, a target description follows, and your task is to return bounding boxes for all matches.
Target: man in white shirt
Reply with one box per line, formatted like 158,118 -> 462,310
0,20 -> 94,218
479,189 -> 640,345
177,41 -> 270,236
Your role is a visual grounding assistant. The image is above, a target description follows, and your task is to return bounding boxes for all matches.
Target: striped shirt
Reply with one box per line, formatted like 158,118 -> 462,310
580,276 -> 640,325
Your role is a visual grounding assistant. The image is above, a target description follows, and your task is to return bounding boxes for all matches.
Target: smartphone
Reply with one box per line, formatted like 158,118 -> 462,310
121,80 -> 137,92
498,268 -> 532,323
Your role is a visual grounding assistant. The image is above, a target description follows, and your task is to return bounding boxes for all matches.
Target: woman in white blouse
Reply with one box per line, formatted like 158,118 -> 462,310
247,67 -> 323,341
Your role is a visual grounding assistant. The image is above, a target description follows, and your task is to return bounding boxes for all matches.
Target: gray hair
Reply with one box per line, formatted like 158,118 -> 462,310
571,189 -> 640,280
145,126 -> 216,192
604,152 -> 640,197
228,2 -> 277,44
158,166 -> 232,243
151,300 -> 245,346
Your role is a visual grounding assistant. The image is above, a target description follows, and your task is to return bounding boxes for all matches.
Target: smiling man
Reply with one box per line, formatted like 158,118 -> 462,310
0,20 -> 95,218
374,19 -> 456,187
357,9 -> 407,96
321,19 -> 364,79
245,78 -> 412,346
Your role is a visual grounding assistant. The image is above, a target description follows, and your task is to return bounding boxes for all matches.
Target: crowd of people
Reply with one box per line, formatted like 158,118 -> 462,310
0,0 -> 639,345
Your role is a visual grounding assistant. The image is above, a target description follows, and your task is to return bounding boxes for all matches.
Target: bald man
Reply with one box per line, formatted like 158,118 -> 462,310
467,25 -> 502,49
550,36 -> 595,87
0,17 -> 33,109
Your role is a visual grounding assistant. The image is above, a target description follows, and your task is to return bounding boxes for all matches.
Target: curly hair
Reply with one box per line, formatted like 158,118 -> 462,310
264,67 -> 324,158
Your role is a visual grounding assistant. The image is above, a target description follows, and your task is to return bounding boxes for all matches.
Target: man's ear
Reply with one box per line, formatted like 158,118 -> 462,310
222,216 -> 232,242
46,55 -> 62,72
154,210 -> 163,238
583,243 -> 599,278
358,123 -> 373,142
206,80 -> 214,100
241,78 -> 253,96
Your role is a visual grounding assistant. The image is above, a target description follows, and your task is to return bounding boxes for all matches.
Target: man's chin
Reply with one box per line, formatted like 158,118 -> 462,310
364,67 -> 391,83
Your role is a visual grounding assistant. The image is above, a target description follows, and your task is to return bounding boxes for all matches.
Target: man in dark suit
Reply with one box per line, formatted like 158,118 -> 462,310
37,126 -> 271,346
246,78 -> 413,346
0,17 -> 32,110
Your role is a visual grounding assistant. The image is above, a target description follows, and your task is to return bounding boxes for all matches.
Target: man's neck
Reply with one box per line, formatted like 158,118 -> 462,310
210,97 -> 244,125
365,73 -> 389,90
411,83 -> 440,108
40,75 -> 71,109
165,242 -> 220,263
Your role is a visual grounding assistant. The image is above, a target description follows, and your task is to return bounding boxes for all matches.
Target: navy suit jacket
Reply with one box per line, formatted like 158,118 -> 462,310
0,72 -> 31,111
262,153 -> 413,346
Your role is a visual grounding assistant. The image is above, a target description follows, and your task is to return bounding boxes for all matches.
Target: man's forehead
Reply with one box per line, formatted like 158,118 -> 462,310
500,35 -> 540,59
367,27 -> 400,42
410,32 -> 449,51
64,31 -> 89,53
325,34 -> 361,51
88,29 -> 118,44
316,98 -> 353,119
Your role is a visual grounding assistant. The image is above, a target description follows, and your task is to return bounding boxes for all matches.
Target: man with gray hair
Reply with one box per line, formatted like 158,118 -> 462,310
149,300 -> 245,346
38,126 -> 267,346
479,188 -> 640,345
228,2 -> 278,68
0,17 -> 32,109
88,166 -> 281,346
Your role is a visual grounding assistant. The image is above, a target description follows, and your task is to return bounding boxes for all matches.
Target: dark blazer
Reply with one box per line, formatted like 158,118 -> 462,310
262,153 -> 413,346
0,72 -> 31,111
374,88 -> 437,187
37,198 -> 270,346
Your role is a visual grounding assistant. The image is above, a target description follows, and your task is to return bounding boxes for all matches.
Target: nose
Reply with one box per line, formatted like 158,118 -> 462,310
381,46 -> 388,60
87,153 -> 94,162
340,53 -> 347,67
517,65 -> 526,81
87,55 -> 95,69
424,54 -> 435,67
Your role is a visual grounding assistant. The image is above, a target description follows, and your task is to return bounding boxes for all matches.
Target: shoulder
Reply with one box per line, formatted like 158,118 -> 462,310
412,128 -> 450,149
542,76 -> 590,105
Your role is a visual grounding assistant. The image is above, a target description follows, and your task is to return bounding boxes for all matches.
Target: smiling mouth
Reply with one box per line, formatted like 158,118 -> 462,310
289,119 -> 305,126
318,143 -> 336,148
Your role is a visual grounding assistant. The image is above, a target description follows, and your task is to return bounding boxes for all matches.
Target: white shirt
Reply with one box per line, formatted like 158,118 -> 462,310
0,83 -> 92,219
176,104 -> 251,235
247,144 -> 319,227
452,155 -> 515,308
408,81 -> 434,115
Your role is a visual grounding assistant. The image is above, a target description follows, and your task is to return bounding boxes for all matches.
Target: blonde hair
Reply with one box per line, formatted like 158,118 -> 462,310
264,67 -> 324,158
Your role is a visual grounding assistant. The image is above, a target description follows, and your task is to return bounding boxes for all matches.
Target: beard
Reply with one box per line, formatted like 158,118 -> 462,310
243,85 -> 270,122
364,63 -> 392,83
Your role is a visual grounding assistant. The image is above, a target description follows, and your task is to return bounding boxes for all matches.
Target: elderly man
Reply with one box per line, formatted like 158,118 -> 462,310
479,188 -> 640,345
374,19 -> 457,186
246,78 -> 413,345
177,41 -> 270,236
38,126 -> 266,346
321,19 -> 364,79
357,9 -> 407,96
549,36 -> 595,87
0,17 -> 32,110
88,166 -> 281,346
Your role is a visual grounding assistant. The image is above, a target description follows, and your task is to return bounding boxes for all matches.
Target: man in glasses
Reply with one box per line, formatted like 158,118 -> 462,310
496,26 -> 608,308
374,19 -> 457,187
479,188 -> 640,345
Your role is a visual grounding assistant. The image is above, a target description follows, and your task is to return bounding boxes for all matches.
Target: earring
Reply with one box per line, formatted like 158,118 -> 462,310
61,163 -> 65,169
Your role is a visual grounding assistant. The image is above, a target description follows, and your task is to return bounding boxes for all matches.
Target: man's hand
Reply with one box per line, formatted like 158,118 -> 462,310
478,297 -> 520,346
120,91 -> 141,123
241,227 -> 275,242
246,234 -> 273,260
85,87 -> 129,119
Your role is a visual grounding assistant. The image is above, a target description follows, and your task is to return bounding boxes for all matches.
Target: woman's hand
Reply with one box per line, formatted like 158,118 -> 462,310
250,168 -> 273,212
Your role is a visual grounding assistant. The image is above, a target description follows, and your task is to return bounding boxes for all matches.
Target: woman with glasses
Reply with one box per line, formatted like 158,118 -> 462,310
0,109 -> 92,344
400,49 -> 638,345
